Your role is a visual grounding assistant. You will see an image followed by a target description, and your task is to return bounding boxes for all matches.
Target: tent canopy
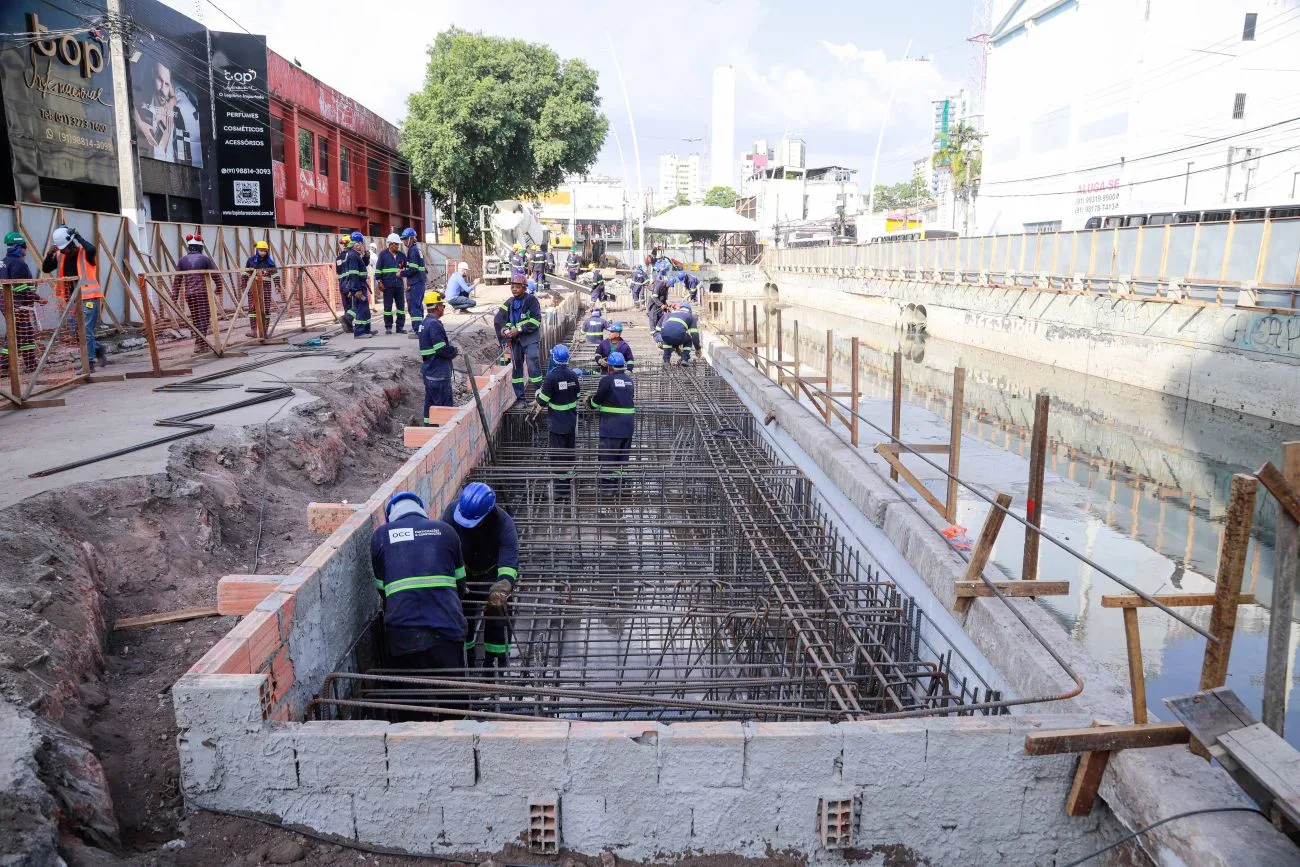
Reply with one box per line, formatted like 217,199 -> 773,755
644,205 -> 759,234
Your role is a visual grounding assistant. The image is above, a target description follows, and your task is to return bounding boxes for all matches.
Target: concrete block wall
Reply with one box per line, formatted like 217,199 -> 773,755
705,341 -> 1295,866
172,703 -> 1144,864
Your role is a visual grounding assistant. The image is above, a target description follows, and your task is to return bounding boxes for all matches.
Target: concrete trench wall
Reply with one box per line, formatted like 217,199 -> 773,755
704,341 -> 1295,865
758,276 -> 1300,426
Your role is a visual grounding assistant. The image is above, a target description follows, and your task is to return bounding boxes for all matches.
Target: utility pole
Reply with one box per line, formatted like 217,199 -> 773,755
106,0 -> 144,230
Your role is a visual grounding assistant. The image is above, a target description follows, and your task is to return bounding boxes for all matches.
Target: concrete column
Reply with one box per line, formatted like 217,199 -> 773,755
284,107 -> 301,203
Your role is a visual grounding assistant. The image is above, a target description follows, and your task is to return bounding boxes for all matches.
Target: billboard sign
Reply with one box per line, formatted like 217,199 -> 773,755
209,31 -> 275,226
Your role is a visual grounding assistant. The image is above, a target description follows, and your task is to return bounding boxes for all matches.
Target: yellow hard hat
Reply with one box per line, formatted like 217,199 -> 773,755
424,289 -> 446,306
255,240 -> 269,250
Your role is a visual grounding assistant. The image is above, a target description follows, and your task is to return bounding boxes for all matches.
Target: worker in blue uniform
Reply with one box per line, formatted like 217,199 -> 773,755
334,233 -> 354,332
376,233 -> 408,334
243,240 -> 279,337
590,352 -> 635,488
629,265 -> 649,304
529,244 -> 547,289
596,322 -> 634,371
440,483 -> 519,673
590,269 -> 607,303
680,271 -> 701,303
341,231 -> 373,338
509,244 -> 527,271
537,344 -> 582,500
545,248 -> 556,275
565,249 -> 581,281
418,289 -> 458,416
370,492 -> 467,673
658,301 -> 700,364
0,232 -> 43,374
401,228 -> 426,336
647,280 -> 669,344
582,307 -> 606,345
493,273 -> 543,399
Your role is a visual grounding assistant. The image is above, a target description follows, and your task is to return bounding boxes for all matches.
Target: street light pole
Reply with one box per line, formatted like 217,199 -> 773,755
867,41 -> 930,219
606,34 -> 645,265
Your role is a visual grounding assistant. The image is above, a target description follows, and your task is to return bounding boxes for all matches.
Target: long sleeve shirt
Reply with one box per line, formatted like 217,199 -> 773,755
595,337 -> 634,369
438,504 -> 520,586
375,249 -> 406,289
418,315 -> 458,379
172,251 -> 220,296
591,372 -> 635,439
537,365 -> 581,435
446,272 -> 473,301
2,249 -> 37,304
402,243 -> 427,286
369,514 -> 467,636
493,294 -> 542,345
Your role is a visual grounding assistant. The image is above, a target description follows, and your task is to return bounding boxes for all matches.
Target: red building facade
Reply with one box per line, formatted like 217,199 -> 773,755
266,52 -> 421,237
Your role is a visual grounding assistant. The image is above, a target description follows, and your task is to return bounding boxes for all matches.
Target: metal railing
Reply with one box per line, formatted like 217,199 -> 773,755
765,219 -> 1300,311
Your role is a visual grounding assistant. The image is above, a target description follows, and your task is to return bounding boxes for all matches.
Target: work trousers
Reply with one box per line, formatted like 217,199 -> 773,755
448,296 -> 476,311
463,579 -> 511,671
599,436 -> 632,488
406,283 -> 425,331
648,309 -> 663,342
381,284 -> 406,332
567,267 -> 579,281
338,286 -> 354,329
385,634 -> 465,721
0,304 -> 38,371
182,289 -> 209,353
549,430 -> 576,500
424,375 -> 453,419
591,285 -> 606,303
662,340 -> 692,363
246,275 -> 276,335
510,339 -> 542,399
532,265 -> 546,287
351,290 -> 372,336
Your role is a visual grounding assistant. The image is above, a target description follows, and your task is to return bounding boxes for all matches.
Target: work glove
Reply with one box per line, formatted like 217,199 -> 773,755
487,579 -> 512,612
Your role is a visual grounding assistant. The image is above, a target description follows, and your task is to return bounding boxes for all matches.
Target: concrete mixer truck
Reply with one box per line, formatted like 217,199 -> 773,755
479,200 -> 549,285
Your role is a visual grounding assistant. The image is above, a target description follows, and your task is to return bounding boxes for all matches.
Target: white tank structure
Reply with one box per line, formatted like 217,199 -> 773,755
480,200 -> 549,284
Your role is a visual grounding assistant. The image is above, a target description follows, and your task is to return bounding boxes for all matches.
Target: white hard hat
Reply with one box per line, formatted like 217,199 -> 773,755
52,226 -> 73,250
386,233 -> 400,244
457,261 -> 469,272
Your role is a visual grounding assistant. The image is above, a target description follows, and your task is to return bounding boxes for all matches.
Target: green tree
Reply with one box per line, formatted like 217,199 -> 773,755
702,185 -> 740,209
870,178 -> 929,211
401,29 -> 609,242
935,122 -> 982,200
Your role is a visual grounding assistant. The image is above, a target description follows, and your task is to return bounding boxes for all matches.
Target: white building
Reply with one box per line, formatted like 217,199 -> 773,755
657,153 -> 703,205
711,66 -> 736,191
537,175 -> 627,242
980,0 -> 1300,233
776,136 -> 807,170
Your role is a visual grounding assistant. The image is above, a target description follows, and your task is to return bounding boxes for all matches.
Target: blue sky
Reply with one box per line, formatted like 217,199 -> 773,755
172,0 -> 978,190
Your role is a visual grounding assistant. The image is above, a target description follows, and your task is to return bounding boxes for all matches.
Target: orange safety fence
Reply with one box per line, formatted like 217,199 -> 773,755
134,263 -> 343,370
0,277 -> 96,408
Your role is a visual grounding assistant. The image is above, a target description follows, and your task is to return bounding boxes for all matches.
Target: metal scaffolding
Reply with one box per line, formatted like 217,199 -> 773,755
312,316 -> 1004,722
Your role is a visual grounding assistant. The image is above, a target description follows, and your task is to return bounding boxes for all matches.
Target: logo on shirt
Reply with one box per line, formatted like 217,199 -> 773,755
388,528 -> 414,543
557,382 -> 569,391
614,380 -> 627,388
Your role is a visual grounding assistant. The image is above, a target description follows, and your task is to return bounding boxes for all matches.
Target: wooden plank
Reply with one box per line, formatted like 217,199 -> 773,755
876,444 -> 947,517
877,443 -> 952,455
114,606 -> 221,630
1257,460 -> 1300,526
954,580 -> 1069,598
1065,749 -> 1112,817
0,398 -> 66,411
1101,593 -> 1257,609
890,351 -> 902,482
1218,722 -> 1300,827
1025,722 -> 1190,756
1201,475 -> 1258,694
1024,392 -> 1050,581
945,367 -> 965,524
1264,443 -> 1300,735
955,492 -> 1014,615
1164,687 -> 1258,749
1123,606 -> 1148,724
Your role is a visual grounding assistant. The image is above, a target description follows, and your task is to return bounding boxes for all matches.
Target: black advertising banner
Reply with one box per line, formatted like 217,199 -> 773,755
0,1 -> 118,203
209,31 -> 274,226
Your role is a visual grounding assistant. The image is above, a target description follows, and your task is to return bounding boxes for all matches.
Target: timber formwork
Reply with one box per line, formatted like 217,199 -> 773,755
313,316 -> 1002,722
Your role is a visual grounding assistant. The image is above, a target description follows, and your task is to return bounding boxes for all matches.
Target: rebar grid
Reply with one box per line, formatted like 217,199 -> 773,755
312,320 -> 1003,722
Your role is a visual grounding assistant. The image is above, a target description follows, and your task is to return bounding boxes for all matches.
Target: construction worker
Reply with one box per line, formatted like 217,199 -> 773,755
582,307 -> 606,345
629,265 -> 649,304
508,243 -> 527,271
0,232 -> 44,374
537,344 -> 581,500
440,483 -> 519,673
243,240 -> 278,338
401,228 -> 427,336
680,270 -> 701,303
590,268 -> 607,303
341,231 -> 374,338
565,248 -> 581,281
545,247 -> 556,275
419,289 -> 458,415
445,261 -> 477,312
647,281 -> 669,345
590,351 -> 634,487
494,272 -> 543,399
42,225 -> 103,370
172,235 -> 221,355
370,492 -> 468,672
334,233 -> 354,331
376,233 -> 408,334
596,321 -> 634,372
529,244 -> 547,289
658,301 -> 700,365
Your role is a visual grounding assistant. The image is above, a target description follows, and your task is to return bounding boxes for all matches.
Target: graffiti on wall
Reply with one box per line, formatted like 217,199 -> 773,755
1220,311 -> 1300,358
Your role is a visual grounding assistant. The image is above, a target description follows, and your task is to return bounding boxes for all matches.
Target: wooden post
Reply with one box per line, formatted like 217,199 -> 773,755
825,327 -> 834,424
298,268 -> 307,331
1122,606 -> 1148,724
1263,442 -> 1300,736
775,308 -> 784,368
954,492 -> 1013,615
850,336 -> 860,447
751,304 -> 759,365
946,367 -> 966,524
1024,392 -> 1050,581
252,273 -> 266,339
1200,474 -> 1257,691
73,287 -> 90,380
137,276 -> 163,377
890,350 -> 903,482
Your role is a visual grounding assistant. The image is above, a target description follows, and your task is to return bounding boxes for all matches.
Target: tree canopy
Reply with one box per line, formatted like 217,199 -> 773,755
870,177 -> 930,211
401,29 -> 609,240
935,122 -> 983,201
703,185 -> 740,209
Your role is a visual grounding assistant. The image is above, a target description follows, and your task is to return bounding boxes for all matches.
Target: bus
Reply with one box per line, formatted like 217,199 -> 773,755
867,228 -> 960,244
1083,203 -> 1300,230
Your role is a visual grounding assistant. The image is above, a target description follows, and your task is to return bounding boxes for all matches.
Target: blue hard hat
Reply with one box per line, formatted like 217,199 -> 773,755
608,322 -> 623,333
590,307 -> 601,316
680,302 -> 692,312
551,344 -> 570,364
349,231 -> 365,243
454,482 -> 496,528
401,228 -> 417,239
527,277 -> 536,290
607,351 -> 626,369
385,491 -> 425,521
633,265 -> 645,275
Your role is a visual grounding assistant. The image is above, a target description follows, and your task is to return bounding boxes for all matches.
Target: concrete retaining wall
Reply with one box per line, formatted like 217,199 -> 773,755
759,276 -> 1300,426
705,341 -> 1295,866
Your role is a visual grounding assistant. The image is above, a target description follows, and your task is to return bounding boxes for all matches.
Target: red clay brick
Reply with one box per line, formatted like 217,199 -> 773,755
188,635 -> 252,675
229,610 -> 281,671
268,647 -> 295,704
217,574 -> 284,616
307,502 -> 358,533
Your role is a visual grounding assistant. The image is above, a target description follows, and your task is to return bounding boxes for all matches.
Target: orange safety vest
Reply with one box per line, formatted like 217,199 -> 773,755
56,245 -> 101,301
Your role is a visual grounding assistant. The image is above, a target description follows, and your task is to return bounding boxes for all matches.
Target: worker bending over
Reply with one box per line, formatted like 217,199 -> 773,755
441,483 -> 519,673
596,321 -> 633,371
494,273 -> 543,399
680,271 -> 701,303
370,492 -> 467,673
445,261 -> 477,311
537,344 -> 582,500
658,302 -> 700,364
376,234 -> 408,334
591,351 -> 635,487
419,289 -> 458,416
401,228 -> 426,335
582,306 -> 606,345
590,269 -> 607,303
